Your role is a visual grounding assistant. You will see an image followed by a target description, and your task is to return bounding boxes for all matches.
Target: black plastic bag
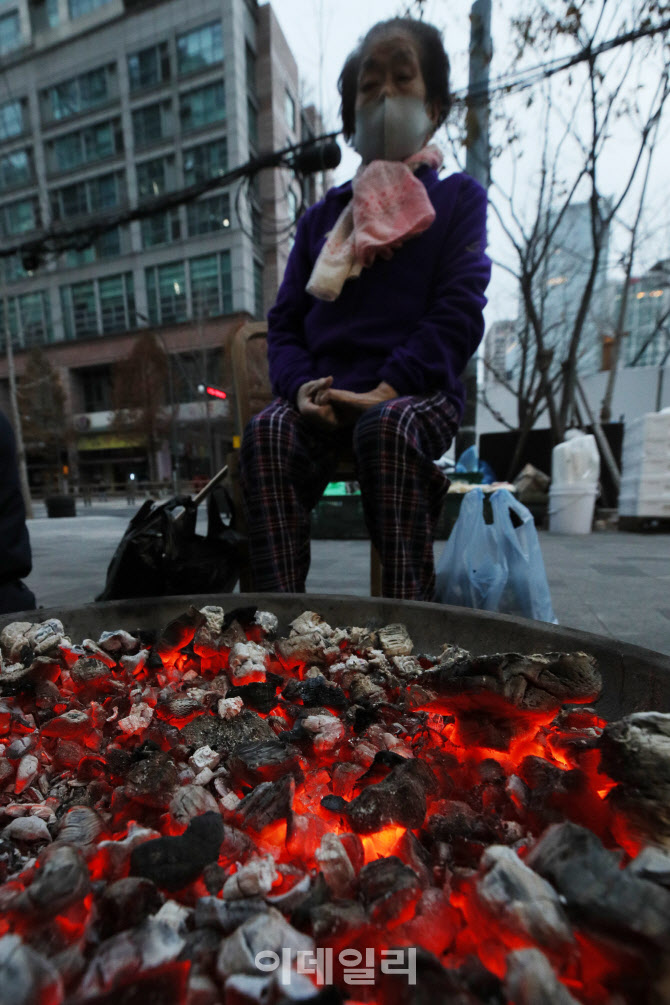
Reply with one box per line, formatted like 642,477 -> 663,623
96,489 -> 244,601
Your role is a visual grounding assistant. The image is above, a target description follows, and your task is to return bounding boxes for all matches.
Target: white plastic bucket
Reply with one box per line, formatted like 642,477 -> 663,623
549,484 -> 597,534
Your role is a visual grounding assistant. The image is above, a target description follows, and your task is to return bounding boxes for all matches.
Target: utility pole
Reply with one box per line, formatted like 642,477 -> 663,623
2,301 -> 33,518
456,0 -> 492,458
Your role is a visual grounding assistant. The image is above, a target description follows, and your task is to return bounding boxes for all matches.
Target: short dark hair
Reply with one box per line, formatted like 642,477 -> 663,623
338,18 -> 451,142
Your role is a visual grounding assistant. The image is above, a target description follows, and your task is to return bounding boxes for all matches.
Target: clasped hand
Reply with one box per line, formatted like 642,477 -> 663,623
296,376 -> 397,429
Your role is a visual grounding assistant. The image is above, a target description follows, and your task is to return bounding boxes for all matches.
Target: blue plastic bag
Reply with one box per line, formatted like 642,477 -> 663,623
435,488 -> 557,623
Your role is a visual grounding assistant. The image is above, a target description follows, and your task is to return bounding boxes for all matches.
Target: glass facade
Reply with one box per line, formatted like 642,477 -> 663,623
128,42 -> 170,92
0,99 -> 23,140
68,0 -> 114,19
0,149 -> 32,192
49,119 -> 122,173
136,155 -> 175,198
190,251 -> 232,316
132,101 -> 172,148
146,261 -> 187,325
45,66 -> 110,122
64,227 -> 122,267
0,197 -> 38,237
61,272 -> 135,339
141,209 -> 181,248
51,171 -> 123,220
186,193 -> 230,235
0,292 -> 52,351
183,138 -> 227,185
177,22 -> 223,76
180,81 -> 225,132
0,9 -> 20,56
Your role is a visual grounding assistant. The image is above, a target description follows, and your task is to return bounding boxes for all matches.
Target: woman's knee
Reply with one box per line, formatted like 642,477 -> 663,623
353,398 -> 414,457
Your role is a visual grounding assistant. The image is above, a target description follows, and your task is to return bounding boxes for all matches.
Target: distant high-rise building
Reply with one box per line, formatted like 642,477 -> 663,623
0,0 -> 328,488
606,260 -> 670,369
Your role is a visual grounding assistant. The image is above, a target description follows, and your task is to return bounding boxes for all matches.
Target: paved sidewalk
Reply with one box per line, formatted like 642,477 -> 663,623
21,499 -> 670,656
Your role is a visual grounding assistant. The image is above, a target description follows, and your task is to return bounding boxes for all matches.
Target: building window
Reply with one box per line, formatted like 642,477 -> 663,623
190,252 -> 232,317
61,281 -> 97,339
136,155 -> 175,198
68,0 -> 113,19
285,89 -> 296,133
51,171 -> 123,220
64,227 -> 122,267
145,261 -> 187,325
0,149 -> 32,192
253,258 -> 264,319
3,253 -> 30,283
45,66 -> 110,122
0,99 -> 24,140
180,81 -> 225,133
78,364 -> 112,411
141,209 -> 181,248
183,138 -> 227,185
99,273 -> 135,333
186,193 -> 230,236
177,22 -> 223,77
0,197 -> 39,237
128,42 -> 170,93
48,119 -> 122,173
132,101 -> 172,149
0,10 -> 21,56
0,292 -> 52,350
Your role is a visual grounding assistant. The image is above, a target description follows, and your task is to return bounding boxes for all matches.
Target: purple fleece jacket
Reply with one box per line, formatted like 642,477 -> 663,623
267,167 -> 491,422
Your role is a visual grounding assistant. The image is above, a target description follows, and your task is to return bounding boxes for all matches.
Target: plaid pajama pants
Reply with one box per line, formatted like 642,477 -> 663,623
239,392 -> 459,599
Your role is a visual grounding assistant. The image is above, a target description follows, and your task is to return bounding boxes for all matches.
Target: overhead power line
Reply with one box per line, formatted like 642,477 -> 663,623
454,16 -> 670,102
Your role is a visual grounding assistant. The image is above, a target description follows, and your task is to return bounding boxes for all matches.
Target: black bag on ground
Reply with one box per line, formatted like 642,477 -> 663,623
96,489 -> 244,601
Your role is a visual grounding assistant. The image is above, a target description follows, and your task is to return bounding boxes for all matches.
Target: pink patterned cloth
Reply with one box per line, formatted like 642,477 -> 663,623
306,145 -> 444,301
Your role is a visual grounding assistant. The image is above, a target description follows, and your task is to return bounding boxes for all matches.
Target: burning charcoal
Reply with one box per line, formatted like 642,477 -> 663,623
227,678 -> 281,713
301,713 -> 345,753
11,843 -> 90,916
56,805 -> 105,846
2,815 -> 51,844
156,693 -> 204,723
218,696 -> 244,718
97,822 -> 161,880
0,934 -> 64,1005
154,899 -> 191,933
125,750 -> 180,808
314,833 -> 356,897
395,829 -> 432,887
70,657 -> 113,689
234,775 -> 294,832
425,651 -> 601,712
216,905 -> 314,979
182,708 -> 276,753
169,785 -> 220,828
290,611 -> 334,638
628,846 -> 670,888
397,888 -> 459,958
194,895 -> 269,933
349,673 -> 386,706
526,821 -> 670,949
254,609 -> 278,636
310,900 -> 368,940
98,629 -> 141,656
222,606 -> 259,631
378,622 -> 413,656
282,675 -> 347,710
14,753 -> 39,794
438,642 -> 471,668
425,799 -> 499,849
229,739 -> 302,786
5,734 -> 35,760
222,854 -> 278,900
117,700 -> 154,735
98,877 -> 164,938
185,973 -> 219,1005
475,846 -> 573,948
379,946 -> 500,1005
222,973 -> 273,1005
0,621 -> 33,662
599,712 -> 670,845
266,871 -> 311,913
189,745 -> 221,772
218,824 -> 255,867
322,759 -> 436,834
130,811 -> 224,890
228,641 -> 268,683
25,618 -> 67,657
0,655 -> 60,696
390,654 -> 424,680
198,604 -> 225,634
358,855 -> 422,923
78,919 -> 185,999
504,948 -> 581,1005
153,606 -> 207,662
41,708 -> 92,739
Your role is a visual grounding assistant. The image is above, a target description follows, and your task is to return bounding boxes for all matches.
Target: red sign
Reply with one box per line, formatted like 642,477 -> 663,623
205,385 -> 227,400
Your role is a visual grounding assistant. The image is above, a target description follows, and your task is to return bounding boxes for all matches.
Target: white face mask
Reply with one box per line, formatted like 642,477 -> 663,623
353,94 -> 434,163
